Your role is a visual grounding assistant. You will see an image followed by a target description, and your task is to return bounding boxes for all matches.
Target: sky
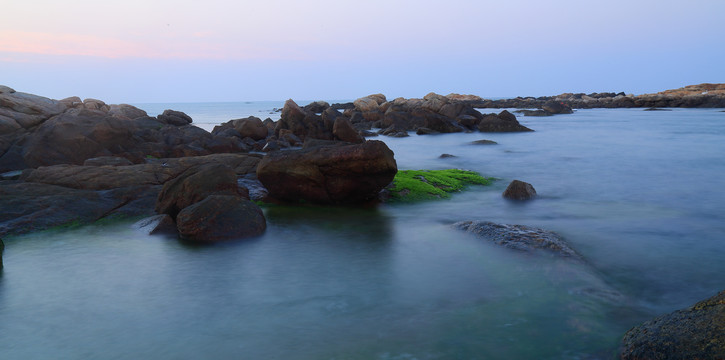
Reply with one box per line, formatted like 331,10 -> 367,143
1,0 -> 724,103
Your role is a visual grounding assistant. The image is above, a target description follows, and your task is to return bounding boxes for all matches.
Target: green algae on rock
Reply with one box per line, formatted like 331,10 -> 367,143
384,169 -> 494,202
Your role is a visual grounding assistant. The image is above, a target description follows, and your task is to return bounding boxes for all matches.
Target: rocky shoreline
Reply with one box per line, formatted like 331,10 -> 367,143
1,84 -> 723,359
461,83 -> 725,111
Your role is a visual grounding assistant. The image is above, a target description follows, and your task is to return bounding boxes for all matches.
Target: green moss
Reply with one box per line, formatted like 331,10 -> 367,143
386,169 -> 494,203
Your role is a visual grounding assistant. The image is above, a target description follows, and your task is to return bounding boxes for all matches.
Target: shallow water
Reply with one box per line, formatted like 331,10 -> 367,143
1,108 -> 724,359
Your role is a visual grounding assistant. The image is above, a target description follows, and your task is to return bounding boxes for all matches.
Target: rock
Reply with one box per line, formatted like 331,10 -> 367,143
477,110 -> 534,132
303,100 -> 330,114
621,289 -> 725,360
439,153 -> 457,158
257,140 -> 397,204
155,162 -> 245,218
133,214 -> 177,235
1,237 -> 3,269
83,156 -> 134,166
274,99 -> 333,141
0,182 -> 160,237
176,195 -> 266,242
332,116 -> 364,143
516,109 -> 551,117
503,179 -> 537,200
541,101 -> 573,114
21,154 -> 260,191
454,221 -> 582,259
416,127 -> 439,135
470,139 -> 497,145
157,109 -> 193,126
643,107 -> 672,111
233,116 -> 268,141
108,104 -> 148,119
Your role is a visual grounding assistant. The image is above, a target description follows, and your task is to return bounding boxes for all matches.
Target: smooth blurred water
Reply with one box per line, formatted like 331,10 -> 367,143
1,107 -> 724,359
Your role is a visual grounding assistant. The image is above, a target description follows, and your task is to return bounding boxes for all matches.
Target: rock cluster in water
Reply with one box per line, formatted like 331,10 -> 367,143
468,83 -> 725,112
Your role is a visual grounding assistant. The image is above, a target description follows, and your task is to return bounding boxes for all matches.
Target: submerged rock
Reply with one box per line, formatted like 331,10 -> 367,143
502,179 -> 537,200
257,140 -> 397,204
176,195 -> 266,242
454,221 -> 582,259
621,289 -> 725,360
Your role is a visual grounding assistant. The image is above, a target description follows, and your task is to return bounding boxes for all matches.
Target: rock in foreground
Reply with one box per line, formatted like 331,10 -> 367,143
176,195 -> 266,242
257,140 -> 397,204
621,289 -> 725,360
454,221 -> 582,259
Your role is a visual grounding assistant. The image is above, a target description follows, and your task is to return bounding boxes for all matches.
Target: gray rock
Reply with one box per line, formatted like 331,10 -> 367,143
454,221 -> 582,259
621,289 -> 725,360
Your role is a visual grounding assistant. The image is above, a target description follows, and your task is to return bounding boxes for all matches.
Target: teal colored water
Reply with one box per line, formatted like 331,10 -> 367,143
1,107 -> 724,359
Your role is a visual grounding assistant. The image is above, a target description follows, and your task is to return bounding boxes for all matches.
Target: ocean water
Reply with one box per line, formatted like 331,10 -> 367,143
1,105 -> 724,359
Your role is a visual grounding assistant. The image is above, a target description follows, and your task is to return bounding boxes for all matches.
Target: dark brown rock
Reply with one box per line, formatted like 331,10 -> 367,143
233,116 -> 268,141
502,180 -> 537,200
332,116 -> 364,143
257,140 -> 397,204
542,101 -> 573,114
176,195 -> 266,242
478,111 -> 533,132
157,109 -> 192,126
621,290 -> 725,360
155,162 -> 245,218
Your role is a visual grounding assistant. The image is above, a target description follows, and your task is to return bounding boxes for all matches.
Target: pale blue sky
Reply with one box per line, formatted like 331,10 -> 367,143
1,0 -> 723,103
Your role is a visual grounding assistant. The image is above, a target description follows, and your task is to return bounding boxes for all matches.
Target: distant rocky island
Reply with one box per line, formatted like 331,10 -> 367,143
464,83 -> 725,110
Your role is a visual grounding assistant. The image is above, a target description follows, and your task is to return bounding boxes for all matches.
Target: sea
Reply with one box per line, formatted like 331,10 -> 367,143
1,102 -> 724,359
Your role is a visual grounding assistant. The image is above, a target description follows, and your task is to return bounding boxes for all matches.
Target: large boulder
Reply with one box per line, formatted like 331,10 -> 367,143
155,162 -> 245,218
477,110 -> 533,132
233,116 -> 268,141
257,140 -> 397,204
621,289 -> 725,360
176,195 -> 266,242
157,109 -> 192,126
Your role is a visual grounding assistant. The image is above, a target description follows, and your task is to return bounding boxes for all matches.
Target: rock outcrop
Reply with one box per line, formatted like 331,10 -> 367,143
502,180 -> 537,200
257,140 -> 397,204
0,86 -> 246,172
155,162 -> 246,218
477,110 -> 533,132
465,83 -> 725,112
454,221 -> 582,259
1,153 -> 261,237
621,289 -> 725,360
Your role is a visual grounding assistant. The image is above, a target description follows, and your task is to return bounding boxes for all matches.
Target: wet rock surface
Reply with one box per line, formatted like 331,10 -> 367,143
257,140 -> 397,204
454,221 -> 582,259
621,289 -> 725,360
